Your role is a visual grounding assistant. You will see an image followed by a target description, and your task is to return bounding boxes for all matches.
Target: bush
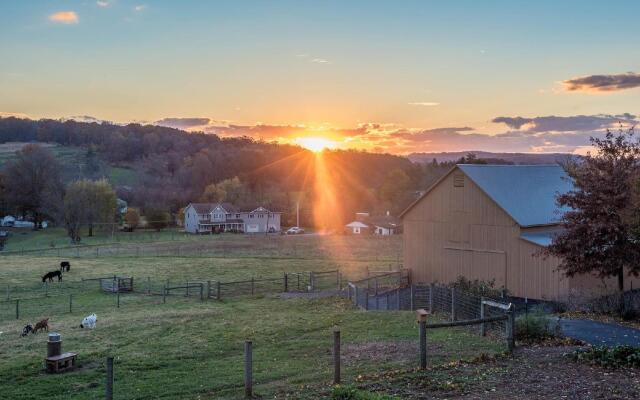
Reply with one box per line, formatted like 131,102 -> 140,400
451,276 -> 505,298
331,386 -> 399,400
145,209 -> 170,231
515,311 -> 558,342
570,345 -> 640,368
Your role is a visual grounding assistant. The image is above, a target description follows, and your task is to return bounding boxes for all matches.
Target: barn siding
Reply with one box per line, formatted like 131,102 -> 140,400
404,167 -> 576,301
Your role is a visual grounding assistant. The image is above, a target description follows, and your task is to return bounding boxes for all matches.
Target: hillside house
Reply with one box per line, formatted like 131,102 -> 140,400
400,164 -> 639,301
184,203 -> 281,234
345,212 -> 401,235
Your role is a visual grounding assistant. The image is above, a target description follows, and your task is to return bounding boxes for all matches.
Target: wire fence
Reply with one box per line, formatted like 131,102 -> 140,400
0,269 -> 344,322
347,275 -> 511,337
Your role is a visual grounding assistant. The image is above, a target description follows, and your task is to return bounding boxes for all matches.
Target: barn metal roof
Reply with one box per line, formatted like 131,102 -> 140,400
458,164 -> 573,227
519,230 -> 563,247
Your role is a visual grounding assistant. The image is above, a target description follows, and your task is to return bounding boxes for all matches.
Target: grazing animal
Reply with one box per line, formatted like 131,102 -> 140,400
21,324 -> 33,337
80,313 -> 97,329
32,318 -> 49,334
42,270 -> 62,283
60,261 -> 70,272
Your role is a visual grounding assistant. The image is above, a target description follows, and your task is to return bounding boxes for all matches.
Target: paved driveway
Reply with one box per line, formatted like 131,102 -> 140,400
555,318 -> 640,347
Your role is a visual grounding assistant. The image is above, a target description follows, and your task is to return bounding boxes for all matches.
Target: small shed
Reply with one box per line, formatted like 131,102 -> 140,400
100,276 -> 134,293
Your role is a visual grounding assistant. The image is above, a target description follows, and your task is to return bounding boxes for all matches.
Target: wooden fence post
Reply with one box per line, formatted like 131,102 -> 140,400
207,281 -> 211,299
375,278 -> 379,310
217,281 -> 221,300
106,356 -> 114,400
186,281 -> 190,297
15,299 -> 19,320
69,294 -> 73,313
451,287 -> 456,321
480,297 -> 486,336
396,288 -> 400,310
506,304 -> 515,352
354,285 -> 359,308
117,291 -> 120,308
333,329 -> 341,385
6,285 -> 10,300
417,310 -> 427,369
336,270 -> 341,290
251,277 -> 255,295
244,341 -> 253,398
284,273 -> 288,292
309,272 -> 315,291
163,285 -> 166,304
147,277 -> 151,295
429,283 -> 434,314
200,283 -> 204,301
410,285 -> 414,311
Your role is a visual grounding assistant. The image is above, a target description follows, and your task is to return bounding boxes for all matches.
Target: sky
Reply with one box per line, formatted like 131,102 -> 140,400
1,1 -> 640,154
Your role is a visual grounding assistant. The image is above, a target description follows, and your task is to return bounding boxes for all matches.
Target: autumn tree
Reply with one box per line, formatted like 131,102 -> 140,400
124,208 -> 141,231
5,144 -> 63,229
85,179 -> 117,236
378,168 -> 413,215
547,128 -> 640,291
200,176 -> 246,203
63,179 -> 117,242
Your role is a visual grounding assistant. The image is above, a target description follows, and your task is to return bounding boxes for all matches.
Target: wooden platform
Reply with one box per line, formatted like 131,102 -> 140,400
46,352 -> 77,373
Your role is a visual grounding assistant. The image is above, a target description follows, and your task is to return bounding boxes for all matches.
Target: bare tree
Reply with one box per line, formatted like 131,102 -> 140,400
5,144 -> 63,229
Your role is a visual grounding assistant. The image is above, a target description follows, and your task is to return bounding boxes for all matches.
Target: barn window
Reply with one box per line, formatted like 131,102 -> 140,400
453,173 -> 465,187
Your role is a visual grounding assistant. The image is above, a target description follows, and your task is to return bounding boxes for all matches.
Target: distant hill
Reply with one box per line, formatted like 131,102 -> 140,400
407,151 -> 574,165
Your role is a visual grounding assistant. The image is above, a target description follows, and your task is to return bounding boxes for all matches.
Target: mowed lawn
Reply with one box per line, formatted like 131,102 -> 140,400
0,237 -> 503,399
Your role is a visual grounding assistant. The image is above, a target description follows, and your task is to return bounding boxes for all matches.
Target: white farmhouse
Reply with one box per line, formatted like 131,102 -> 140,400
184,203 -> 281,234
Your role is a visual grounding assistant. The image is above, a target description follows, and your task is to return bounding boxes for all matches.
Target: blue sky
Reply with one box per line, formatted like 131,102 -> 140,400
1,1 -> 640,153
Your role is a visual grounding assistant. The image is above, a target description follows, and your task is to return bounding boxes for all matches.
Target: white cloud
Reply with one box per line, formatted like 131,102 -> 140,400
408,102 -> 440,106
134,5 -> 147,12
311,58 -> 330,64
49,11 -> 79,24
96,1 -> 110,7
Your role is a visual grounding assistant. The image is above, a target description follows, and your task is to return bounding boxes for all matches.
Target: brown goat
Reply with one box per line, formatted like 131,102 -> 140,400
32,318 -> 49,334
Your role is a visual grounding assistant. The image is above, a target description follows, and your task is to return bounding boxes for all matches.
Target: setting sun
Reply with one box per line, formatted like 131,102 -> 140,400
295,137 -> 337,152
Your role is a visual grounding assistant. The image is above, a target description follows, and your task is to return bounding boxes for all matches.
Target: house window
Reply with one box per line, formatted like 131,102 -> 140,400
259,214 -> 264,218
249,214 -> 254,218
354,227 -> 360,234
236,214 -> 240,218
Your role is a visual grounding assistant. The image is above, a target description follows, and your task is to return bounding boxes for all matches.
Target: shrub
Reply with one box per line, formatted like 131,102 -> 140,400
570,345 -> 640,368
331,386 -> 399,400
451,276 -> 505,298
145,209 -> 170,231
515,311 -> 558,342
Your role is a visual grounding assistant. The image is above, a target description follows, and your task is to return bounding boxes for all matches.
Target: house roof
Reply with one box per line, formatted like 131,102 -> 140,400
188,203 -> 216,214
368,215 -> 401,229
401,164 -> 574,227
345,215 -> 401,229
217,202 -> 239,213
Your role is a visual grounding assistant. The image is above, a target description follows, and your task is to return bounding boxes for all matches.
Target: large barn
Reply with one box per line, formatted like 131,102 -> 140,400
400,164 -> 637,301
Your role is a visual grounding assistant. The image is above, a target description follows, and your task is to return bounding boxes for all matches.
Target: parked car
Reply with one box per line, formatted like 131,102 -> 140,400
286,227 -> 305,235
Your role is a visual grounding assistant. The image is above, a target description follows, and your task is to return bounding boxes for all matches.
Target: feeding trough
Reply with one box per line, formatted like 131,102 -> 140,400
100,276 -> 134,293
45,333 -> 77,373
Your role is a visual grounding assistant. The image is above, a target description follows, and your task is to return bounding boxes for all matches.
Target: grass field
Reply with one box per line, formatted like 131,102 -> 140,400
0,236 -> 505,399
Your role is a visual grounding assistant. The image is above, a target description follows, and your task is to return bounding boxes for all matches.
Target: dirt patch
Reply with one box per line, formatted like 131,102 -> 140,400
355,346 -> 640,399
342,341 -> 439,366
279,289 -> 342,300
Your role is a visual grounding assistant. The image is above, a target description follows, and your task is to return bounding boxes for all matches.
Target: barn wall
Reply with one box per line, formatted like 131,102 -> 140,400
403,167 -> 571,301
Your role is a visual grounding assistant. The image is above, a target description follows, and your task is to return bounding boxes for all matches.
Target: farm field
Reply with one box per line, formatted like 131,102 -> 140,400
1,229 -> 403,264
0,235 -> 506,399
